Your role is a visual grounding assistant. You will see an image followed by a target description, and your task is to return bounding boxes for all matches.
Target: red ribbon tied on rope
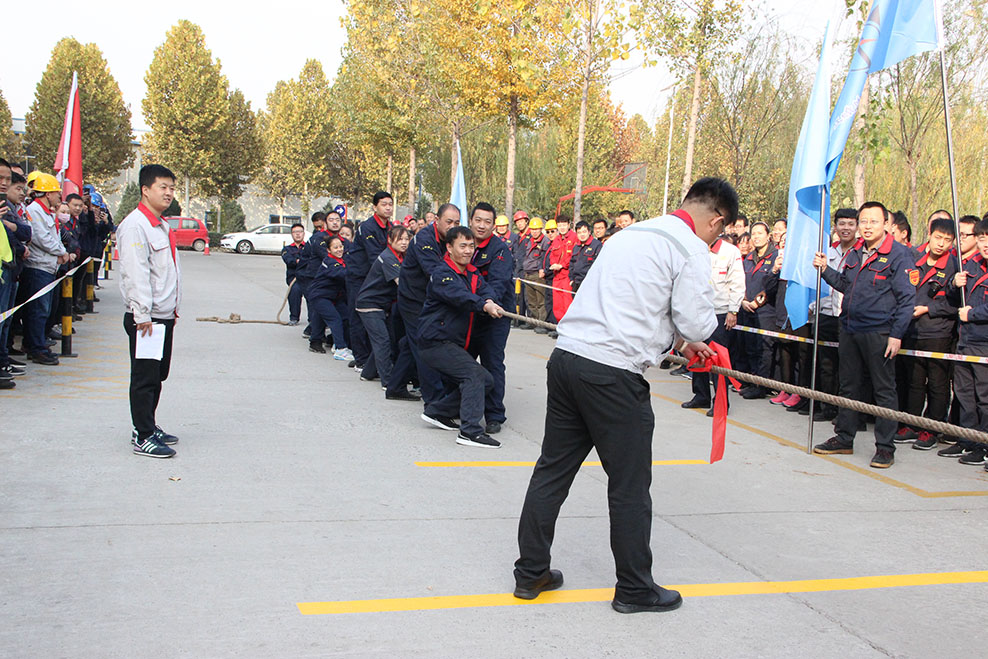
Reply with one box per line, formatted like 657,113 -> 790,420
686,341 -> 741,464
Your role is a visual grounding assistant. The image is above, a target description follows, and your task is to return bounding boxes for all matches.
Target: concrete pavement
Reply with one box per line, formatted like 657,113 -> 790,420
1,250 -> 986,658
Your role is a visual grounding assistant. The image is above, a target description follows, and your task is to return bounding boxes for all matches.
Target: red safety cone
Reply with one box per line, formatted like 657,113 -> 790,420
112,246 -> 119,261
204,241 -> 210,256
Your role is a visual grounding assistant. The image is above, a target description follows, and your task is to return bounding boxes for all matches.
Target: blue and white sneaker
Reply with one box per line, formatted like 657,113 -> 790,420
132,427 -> 179,446
333,347 -> 354,361
132,433 -> 175,458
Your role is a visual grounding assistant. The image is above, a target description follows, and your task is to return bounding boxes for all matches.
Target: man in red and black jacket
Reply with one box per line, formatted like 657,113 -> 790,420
569,220 -> 602,292
813,201 -> 917,469
418,226 -> 504,449
895,218 -> 959,450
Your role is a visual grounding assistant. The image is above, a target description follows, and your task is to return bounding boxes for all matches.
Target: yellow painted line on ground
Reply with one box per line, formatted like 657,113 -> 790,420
648,391 -> 988,498
415,459 -> 708,468
297,570 -> 988,615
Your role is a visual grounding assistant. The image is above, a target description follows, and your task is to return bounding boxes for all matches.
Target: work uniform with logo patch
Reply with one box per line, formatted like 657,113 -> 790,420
945,253 -> 988,446
469,233 -> 515,426
820,232 -> 917,455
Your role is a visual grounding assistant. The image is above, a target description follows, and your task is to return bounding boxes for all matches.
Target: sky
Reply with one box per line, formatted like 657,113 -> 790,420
1,0 -> 844,134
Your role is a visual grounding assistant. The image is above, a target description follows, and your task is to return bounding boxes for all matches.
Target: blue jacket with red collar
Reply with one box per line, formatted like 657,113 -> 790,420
346,215 -> 390,281
743,245 -> 780,315
281,241 -> 306,284
418,255 -> 496,350
905,249 -> 959,340
822,232 -> 916,339
947,253 -> 988,346
398,221 -> 445,310
569,237 -> 602,289
307,255 -> 348,301
470,234 -> 515,309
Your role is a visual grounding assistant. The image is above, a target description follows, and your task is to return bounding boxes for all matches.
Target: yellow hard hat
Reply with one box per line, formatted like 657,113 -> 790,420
544,219 -> 557,231
26,170 -> 44,186
32,172 -> 62,193
528,217 -> 544,230
495,214 -> 509,227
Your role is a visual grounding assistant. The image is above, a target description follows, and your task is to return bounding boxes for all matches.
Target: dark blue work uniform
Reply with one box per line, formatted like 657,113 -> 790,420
469,234 -> 515,425
307,255 -> 349,351
738,245 -> 779,393
346,216 -> 390,367
356,247 -> 414,392
821,232 -> 916,452
396,222 -> 446,405
419,255 -> 497,437
281,240 -> 306,323
1,209 -> 32,368
296,230 -> 327,330
945,253 -> 988,444
569,237 -> 602,292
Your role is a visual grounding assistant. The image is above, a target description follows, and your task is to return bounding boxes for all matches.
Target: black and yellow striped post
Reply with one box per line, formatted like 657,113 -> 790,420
102,243 -> 111,280
85,260 -> 97,313
60,278 -> 78,358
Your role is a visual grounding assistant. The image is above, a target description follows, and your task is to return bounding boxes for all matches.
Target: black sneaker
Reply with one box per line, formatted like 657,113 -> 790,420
912,432 -> 938,451
360,374 -> 379,382
513,569 -> 564,600
154,426 -> 179,445
894,427 -> 919,443
385,389 -> 421,401
485,421 -> 502,434
347,360 -> 356,368
0,379 -> 15,389
133,434 -> 175,458
8,357 -> 25,366
1,364 -> 25,377
302,329 -> 311,339
870,448 -> 894,469
421,413 -> 459,431
958,448 -> 987,465
612,586 -> 683,614
533,326 -> 548,335
937,444 -> 968,458
456,431 -> 501,448
813,437 -> 853,455
29,352 -> 59,366
309,341 -> 326,354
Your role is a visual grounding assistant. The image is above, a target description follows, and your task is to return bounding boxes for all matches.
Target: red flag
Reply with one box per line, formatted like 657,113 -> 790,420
686,342 -> 741,464
54,71 -> 83,198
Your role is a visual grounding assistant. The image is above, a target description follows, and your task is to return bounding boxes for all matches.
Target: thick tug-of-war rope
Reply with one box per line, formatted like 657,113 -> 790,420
498,309 -> 988,449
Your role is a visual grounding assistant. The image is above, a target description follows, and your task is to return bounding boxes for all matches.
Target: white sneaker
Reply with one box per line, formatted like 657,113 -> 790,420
333,348 -> 353,361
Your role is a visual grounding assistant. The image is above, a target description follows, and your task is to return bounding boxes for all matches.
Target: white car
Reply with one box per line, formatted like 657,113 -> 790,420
220,225 -> 311,254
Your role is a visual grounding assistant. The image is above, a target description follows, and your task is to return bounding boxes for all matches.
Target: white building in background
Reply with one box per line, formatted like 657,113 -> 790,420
9,119 -> 414,231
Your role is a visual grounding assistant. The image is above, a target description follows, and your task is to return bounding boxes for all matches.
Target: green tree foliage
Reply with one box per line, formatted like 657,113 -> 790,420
163,198 -> 182,217
200,89 -> 263,200
0,89 -> 17,159
116,181 -> 140,219
142,21 -> 230,206
24,38 -> 134,182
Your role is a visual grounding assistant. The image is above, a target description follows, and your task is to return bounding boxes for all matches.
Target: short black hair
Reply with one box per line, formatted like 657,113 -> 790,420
735,213 -> 749,226
291,223 -> 304,230
834,208 -> 857,222
750,221 -> 769,235
445,225 -> 474,244
327,235 -> 344,250
0,157 -> 9,169
960,214 -> 979,229
372,191 -> 393,205
617,209 -> 634,219
575,220 -> 590,232
11,172 -> 25,185
928,218 -> 955,238
858,201 -> 888,219
592,218 -> 608,228
437,202 -> 460,219
975,218 -> 988,237
556,214 -> 571,225
773,218 -> 787,228
311,211 -> 326,223
65,193 -> 83,203
470,202 -> 496,219
139,164 -> 176,189
387,224 -> 409,242
326,210 -> 341,218
891,212 -> 911,241
683,177 -> 739,225
928,208 -> 952,222
343,220 -> 355,229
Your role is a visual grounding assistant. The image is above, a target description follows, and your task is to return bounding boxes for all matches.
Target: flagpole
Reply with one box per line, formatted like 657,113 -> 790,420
936,1 -> 964,304
662,92 -> 675,215
807,185 -> 827,454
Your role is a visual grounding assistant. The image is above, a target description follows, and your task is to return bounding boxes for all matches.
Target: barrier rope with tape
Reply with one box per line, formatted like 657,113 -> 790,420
498,309 -> 988,448
0,256 -> 99,325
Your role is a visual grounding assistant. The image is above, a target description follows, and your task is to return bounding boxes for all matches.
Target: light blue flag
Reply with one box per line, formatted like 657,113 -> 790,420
782,23 -> 835,330
825,0 -> 940,182
450,141 -> 468,226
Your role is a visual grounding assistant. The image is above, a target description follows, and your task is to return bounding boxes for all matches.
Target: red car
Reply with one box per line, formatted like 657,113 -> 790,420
165,217 -> 209,252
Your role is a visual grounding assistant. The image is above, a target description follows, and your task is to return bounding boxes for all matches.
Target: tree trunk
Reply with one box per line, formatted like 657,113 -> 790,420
450,122 -> 461,194
852,81 -> 870,207
408,146 -> 416,212
907,156 -> 918,223
505,96 -> 519,219
573,5 -> 594,224
301,181 -> 310,220
386,154 -> 393,193
679,64 -> 703,202
184,177 -> 190,212
662,93 -> 676,215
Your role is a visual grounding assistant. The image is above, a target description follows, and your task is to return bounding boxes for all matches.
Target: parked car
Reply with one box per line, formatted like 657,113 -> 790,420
220,224 -> 311,254
165,216 -> 209,252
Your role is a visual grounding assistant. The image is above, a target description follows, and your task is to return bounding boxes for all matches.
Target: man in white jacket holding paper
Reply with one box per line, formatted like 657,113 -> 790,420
117,165 -> 182,458
512,177 -> 737,613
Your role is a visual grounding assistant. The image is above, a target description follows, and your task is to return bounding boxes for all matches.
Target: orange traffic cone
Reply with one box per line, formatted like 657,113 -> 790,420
204,241 -> 210,256
112,246 -> 119,260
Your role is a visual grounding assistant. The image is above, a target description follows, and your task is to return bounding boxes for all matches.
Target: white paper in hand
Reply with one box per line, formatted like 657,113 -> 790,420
135,323 -> 166,360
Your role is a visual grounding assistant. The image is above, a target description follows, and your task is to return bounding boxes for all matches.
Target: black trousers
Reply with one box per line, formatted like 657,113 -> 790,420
691,313 -> 731,407
835,330 -> 897,450
346,275 -> 371,365
952,344 -> 988,442
398,302 -> 445,405
903,336 -> 954,424
815,315 -> 840,397
124,313 -> 175,439
468,316 -> 511,423
515,349 -> 657,602
420,341 -> 493,436
738,309 -> 774,386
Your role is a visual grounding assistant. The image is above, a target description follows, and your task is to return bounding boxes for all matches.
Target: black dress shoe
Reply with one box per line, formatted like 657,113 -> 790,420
786,398 -> 810,413
386,389 -> 421,401
681,397 -> 709,409
706,408 -> 715,417
513,569 -> 564,600
486,421 -> 502,434
612,586 -> 683,614
741,386 -> 767,400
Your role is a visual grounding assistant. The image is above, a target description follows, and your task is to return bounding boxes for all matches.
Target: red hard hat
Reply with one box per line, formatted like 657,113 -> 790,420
403,214 -> 415,223
513,210 -> 529,221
